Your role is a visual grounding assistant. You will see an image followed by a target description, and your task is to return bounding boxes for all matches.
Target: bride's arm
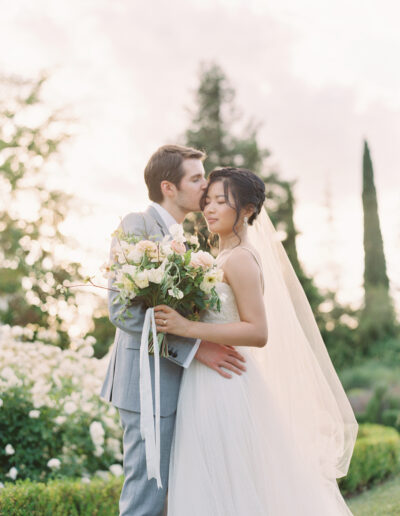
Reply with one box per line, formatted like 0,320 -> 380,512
154,249 -> 268,347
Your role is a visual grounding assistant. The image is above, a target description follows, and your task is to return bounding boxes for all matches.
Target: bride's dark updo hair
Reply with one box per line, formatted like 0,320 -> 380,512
200,167 -> 266,234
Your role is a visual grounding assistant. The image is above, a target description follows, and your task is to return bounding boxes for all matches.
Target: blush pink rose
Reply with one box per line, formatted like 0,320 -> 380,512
170,240 -> 186,255
189,251 -> 215,269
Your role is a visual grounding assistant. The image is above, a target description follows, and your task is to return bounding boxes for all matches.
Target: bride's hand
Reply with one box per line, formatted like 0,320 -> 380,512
154,305 -> 190,337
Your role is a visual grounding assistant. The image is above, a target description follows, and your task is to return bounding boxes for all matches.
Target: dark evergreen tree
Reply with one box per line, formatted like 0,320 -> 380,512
359,140 -> 397,347
182,62 -> 360,369
182,62 -> 301,265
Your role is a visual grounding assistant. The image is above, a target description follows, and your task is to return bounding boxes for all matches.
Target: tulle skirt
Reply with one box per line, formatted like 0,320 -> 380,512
167,348 -> 353,516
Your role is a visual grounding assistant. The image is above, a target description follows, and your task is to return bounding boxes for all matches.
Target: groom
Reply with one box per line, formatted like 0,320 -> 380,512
100,144 -> 246,516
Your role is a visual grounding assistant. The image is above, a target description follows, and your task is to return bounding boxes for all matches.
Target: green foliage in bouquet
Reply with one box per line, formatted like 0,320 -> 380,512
104,223 -> 222,356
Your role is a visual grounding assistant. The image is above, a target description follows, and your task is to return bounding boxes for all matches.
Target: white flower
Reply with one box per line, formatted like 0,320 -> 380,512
100,262 -> 115,279
29,409 -> 40,419
187,234 -> 199,246
133,270 -> 149,289
64,401 -> 77,415
47,458 -> 61,470
55,416 -> 66,425
200,269 -> 222,293
109,464 -> 124,477
5,444 -> 15,455
169,224 -> 186,243
117,272 -> 137,298
6,467 -> 18,480
107,437 -> 123,460
0,398 -> 3,408
147,267 -> 164,284
90,421 -> 105,446
168,288 -> 184,300
0,482 -> 4,489
121,264 -> 137,277
94,445 -> 104,457
126,245 -> 144,263
1,367 -> 21,387
81,476 -> 91,484
79,345 -> 94,358
160,243 -> 173,256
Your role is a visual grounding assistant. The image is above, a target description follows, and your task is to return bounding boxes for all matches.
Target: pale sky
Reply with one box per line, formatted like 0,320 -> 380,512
1,0 -> 399,312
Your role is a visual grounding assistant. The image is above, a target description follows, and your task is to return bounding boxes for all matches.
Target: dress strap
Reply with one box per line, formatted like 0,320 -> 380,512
231,246 -> 265,294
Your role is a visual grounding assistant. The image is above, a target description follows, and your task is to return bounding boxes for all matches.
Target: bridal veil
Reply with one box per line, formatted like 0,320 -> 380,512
248,207 -> 358,481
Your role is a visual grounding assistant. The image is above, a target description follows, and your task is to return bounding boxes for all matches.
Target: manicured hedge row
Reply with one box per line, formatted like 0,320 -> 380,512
339,423 -> 400,495
0,476 -> 123,516
1,424 -> 399,514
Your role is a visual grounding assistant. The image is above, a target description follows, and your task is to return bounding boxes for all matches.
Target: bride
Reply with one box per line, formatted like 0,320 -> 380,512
154,167 -> 358,515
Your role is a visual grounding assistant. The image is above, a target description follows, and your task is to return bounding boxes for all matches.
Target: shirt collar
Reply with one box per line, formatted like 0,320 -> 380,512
150,202 -> 179,231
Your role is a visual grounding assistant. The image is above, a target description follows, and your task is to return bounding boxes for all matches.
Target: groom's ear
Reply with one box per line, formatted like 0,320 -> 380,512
160,180 -> 178,199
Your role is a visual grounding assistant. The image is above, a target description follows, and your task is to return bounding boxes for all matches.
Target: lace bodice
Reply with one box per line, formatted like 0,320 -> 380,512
201,282 -> 240,324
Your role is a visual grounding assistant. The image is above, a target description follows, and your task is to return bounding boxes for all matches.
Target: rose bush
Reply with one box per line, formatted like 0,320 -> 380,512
0,325 -> 123,485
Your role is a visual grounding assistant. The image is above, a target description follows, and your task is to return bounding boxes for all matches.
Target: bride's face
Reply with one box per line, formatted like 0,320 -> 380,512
203,180 -> 242,236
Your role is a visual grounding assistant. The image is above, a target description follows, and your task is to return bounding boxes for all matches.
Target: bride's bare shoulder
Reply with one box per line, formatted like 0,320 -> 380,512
220,246 -> 262,284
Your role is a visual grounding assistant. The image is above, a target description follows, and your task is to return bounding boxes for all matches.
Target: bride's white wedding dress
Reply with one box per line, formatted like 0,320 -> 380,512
167,252 -> 353,515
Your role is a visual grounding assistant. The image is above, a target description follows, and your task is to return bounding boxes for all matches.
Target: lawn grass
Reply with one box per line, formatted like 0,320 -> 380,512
346,473 -> 400,515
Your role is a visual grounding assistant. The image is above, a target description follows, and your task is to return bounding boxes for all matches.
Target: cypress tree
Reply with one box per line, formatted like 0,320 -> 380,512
360,139 -> 396,345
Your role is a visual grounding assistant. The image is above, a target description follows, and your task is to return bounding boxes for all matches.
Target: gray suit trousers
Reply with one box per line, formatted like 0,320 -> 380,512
118,408 -> 175,516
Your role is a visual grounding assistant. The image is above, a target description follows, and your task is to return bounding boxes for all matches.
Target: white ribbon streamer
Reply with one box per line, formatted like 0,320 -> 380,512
139,307 -> 162,488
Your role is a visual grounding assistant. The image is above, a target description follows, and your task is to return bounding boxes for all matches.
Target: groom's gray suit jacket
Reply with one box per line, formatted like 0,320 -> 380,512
100,206 -> 197,416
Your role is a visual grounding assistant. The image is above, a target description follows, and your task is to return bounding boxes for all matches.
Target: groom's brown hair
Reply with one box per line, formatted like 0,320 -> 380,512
144,144 -> 206,202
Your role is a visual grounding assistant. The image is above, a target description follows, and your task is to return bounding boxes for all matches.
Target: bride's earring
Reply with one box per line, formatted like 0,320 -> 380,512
243,216 -> 248,228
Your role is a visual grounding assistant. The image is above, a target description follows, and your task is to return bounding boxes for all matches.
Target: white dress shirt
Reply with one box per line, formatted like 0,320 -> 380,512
151,203 -> 201,367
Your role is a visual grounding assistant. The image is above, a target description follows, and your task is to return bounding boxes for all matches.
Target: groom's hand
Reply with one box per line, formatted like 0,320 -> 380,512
195,340 -> 246,379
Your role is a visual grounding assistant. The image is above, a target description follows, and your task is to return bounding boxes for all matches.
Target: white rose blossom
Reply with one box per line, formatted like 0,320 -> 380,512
133,270 -> 149,289
0,326 -> 126,478
47,458 -> 61,470
147,266 -> 164,284
169,224 -> 186,244
64,401 -> 77,415
90,421 -> 105,446
6,467 -> 18,480
109,464 -> 124,477
5,444 -> 15,455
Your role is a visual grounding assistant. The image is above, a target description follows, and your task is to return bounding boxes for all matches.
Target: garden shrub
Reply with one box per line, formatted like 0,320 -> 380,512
0,326 -> 122,484
339,423 -> 400,495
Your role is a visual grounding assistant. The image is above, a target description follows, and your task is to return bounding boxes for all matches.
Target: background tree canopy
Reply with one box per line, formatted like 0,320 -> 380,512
0,75 -> 84,349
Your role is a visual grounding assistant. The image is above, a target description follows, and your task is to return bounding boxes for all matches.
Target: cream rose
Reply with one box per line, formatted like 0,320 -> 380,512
136,240 -> 159,260
133,270 -> 149,289
169,224 -> 186,243
147,267 -> 164,284
190,251 -> 215,269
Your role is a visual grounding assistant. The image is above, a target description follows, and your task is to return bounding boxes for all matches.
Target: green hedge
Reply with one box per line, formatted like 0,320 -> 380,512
0,476 -> 123,516
339,423 -> 400,495
1,424 -> 399,513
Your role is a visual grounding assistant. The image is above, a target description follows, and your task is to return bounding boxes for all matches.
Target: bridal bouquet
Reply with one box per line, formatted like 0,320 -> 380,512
101,223 -> 222,357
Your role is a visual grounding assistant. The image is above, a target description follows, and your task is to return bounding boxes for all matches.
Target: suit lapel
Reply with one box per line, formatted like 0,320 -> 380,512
145,205 -> 169,237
